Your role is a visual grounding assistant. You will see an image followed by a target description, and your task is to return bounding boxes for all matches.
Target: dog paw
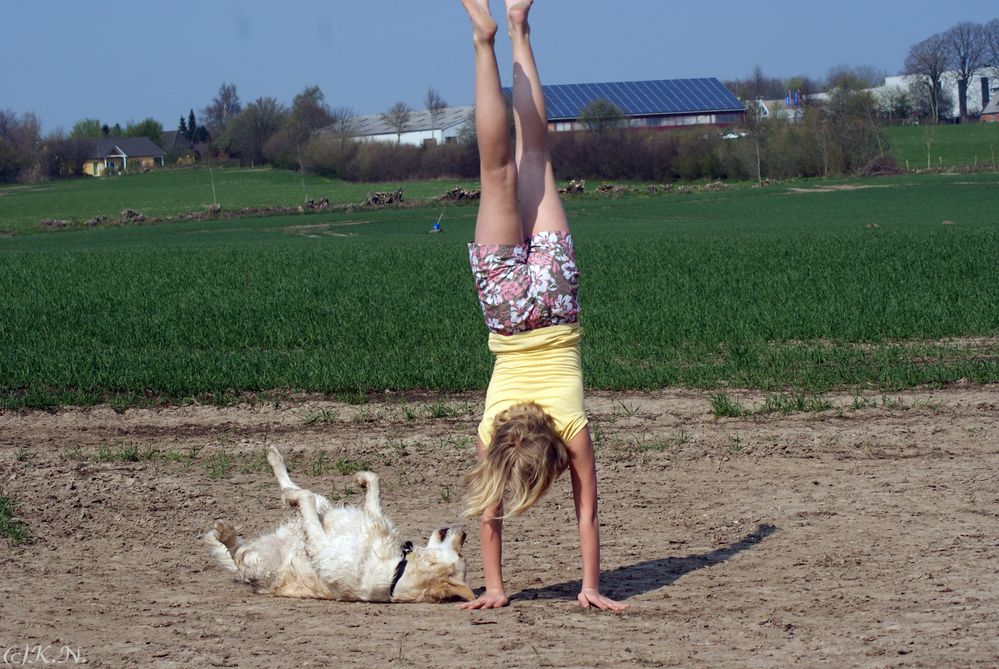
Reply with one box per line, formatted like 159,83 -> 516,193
353,471 -> 378,488
267,445 -> 285,469
213,520 -> 237,546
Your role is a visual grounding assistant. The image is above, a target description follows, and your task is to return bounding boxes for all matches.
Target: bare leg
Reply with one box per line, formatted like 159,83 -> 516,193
507,0 -> 569,238
461,0 -> 522,245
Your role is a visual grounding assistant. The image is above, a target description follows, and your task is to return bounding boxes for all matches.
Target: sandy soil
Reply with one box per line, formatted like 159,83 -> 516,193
2,387 -> 998,668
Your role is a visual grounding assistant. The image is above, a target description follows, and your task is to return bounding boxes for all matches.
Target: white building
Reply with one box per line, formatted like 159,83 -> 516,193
325,106 -> 474,146
880,67 -> 999,120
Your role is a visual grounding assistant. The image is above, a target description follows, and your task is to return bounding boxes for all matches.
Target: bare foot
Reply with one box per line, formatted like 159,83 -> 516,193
505,0 -> 533,37
460,0 -> 498,44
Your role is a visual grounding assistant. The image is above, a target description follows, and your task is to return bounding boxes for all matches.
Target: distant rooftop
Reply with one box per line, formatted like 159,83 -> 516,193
504,78 -> 746,120
328,106 -> 474,137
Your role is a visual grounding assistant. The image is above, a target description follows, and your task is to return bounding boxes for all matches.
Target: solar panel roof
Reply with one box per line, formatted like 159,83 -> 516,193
503,78 -> 745,120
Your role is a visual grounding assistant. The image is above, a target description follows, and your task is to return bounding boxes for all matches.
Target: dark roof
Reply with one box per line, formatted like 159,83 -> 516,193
89,137 -> 166,159
159,130 -> 192,151
504,78 -> 746,120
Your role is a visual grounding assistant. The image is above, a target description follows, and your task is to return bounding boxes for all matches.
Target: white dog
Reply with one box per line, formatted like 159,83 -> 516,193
205,446 -> 473,603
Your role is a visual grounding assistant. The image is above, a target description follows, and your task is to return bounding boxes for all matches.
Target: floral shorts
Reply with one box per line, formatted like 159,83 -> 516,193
468,231 -> 580,335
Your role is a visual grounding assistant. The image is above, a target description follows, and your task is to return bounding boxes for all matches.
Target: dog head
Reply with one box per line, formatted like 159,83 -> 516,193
391,526 -> 473,603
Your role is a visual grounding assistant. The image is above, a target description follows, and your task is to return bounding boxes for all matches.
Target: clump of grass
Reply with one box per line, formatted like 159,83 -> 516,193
0,489 -> 31,547
94,442 -> 158,463
613,400 -> 642,417
424,400 -> 469,418
162,445 -> 203,469
760,391 -> 832,415
203,449 -> 234,479
334,458 -> 370,476
439,485 -> 454,504
303,408 -> 338,425
710,392 -> 747,418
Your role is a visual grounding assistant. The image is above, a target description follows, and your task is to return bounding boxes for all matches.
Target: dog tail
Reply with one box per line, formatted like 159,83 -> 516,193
203,525 -> 240,574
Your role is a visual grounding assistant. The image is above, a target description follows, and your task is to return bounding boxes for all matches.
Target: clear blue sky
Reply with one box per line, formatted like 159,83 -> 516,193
3,0 -> 997,134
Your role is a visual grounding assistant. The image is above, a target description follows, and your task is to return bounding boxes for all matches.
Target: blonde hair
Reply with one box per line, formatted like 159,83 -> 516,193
464,402 -> 569,520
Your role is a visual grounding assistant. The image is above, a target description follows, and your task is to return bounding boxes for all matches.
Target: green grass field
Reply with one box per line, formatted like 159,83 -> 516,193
2,171 -> 997,408
0,167 -> 473,235
886,123 -> 999,170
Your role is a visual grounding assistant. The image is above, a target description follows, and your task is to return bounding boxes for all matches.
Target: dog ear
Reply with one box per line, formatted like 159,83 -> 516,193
427,580 -> 475,602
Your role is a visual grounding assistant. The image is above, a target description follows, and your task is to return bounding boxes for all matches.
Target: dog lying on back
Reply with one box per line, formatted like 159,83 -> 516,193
205,446 -> 473,603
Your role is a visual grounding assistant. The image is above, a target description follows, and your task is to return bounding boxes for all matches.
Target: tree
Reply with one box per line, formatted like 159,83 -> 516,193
944,22 -> 987,122
875,85 -> 912,124
188,110 -> 197,139
579,98 -> 625,133
987,19 -> 999,69
221,97 -> 287,164
125,118 -> 164,146
325,107 -> 358,138
179,116 -> 189,139
380,102 -> 413,144
202,82 -> 242,138
70,118 -> 102,139
825,64 -> 886,91
904,33 -> 949,123
424,88 -> 448,143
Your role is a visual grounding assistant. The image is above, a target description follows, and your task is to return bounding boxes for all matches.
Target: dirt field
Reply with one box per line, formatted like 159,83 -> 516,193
2,387 -> 998,668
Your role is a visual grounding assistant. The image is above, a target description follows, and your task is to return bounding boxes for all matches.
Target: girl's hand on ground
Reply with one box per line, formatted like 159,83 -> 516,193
577,588 -> 629,611
457,588 -> 510,609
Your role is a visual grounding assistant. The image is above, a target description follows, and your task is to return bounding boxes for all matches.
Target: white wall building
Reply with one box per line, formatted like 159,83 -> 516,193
324,106 -> 474,146
880,67 -> 999,120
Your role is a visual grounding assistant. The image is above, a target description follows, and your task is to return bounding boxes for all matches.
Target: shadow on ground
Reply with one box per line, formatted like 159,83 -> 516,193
508,523 -> 779,602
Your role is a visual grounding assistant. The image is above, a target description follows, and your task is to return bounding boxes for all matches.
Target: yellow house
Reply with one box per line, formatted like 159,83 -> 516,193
84,137 -> 166,176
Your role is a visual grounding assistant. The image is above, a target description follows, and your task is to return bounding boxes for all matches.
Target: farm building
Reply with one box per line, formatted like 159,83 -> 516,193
514,78 -> 746,132
880,67 -> 999,121
983,96 -> 999,123
84,137 -> 165,176
329,106 -> 474,146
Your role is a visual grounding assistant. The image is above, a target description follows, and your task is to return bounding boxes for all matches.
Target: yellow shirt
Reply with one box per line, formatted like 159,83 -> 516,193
477,323 -> 587,446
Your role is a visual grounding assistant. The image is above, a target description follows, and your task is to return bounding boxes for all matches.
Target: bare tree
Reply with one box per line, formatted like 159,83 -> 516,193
424,88 -> 448,144
905,33 -> 949,123
221,97 -> 287,165
380,102 -> 413,144
202,82 -> 242,138
325,107 -> 358,138
944,22 -> 987,122
985,18 -> 999,70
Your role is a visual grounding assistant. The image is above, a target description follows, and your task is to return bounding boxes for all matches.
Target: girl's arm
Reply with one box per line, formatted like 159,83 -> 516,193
458,440 -> 510,609
566,427 -> 629,611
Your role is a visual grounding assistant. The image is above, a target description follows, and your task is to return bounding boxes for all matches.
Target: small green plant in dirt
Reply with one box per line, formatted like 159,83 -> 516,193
351,407 -> 382,423
63,446 -> 87,461
424,400 -> 469,419
162,445 -> 203,469
881,395 -> 905,411
240,447 -> 271,474
95,442 -> 158,463
710,393 -> 747,418
339,390 -> 369,405
726,433 -> 744,453
303,408 -> 338,425
13,448 -> 33,463
439,485 -> 455,504
334,458 -> 370,476
311,451 -> 338,476
436,435 -> 472,450
851,393 -> 878,410
613,400 -> 642,418
204,449 -> 234,479
760,391 -> 832,416
0,489 -> 31,547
